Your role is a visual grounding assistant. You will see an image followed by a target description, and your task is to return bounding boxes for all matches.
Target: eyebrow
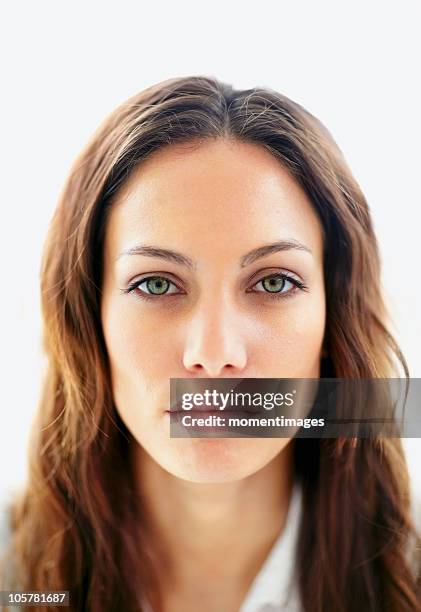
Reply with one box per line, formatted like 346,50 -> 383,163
116,239 -> 312,269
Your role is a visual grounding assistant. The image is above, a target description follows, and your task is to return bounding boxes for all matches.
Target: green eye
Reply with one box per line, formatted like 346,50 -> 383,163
261,276 -> 286,293
125,275 -> 181,299
252,273 -> 306,297
145,277 -> 171,295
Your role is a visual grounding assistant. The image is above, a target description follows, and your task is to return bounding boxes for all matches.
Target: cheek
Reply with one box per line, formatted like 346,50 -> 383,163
101,301 -> 169,414
256,294 -> 326,377
104,301 -> 167,369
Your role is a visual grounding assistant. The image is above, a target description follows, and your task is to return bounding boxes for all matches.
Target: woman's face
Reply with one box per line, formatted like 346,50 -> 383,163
101,138 -> 326,483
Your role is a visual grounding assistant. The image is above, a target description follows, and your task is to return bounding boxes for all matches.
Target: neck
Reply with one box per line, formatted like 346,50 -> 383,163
132,441 -> 295,594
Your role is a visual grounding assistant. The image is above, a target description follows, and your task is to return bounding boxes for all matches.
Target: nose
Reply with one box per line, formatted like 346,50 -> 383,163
182,295 -> 248,377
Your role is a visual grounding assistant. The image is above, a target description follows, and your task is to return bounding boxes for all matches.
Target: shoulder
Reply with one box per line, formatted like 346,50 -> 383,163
0,488 -> 19,591
410,482 -> 421,534
0,490 -> 14,557
407,480 -> 421,576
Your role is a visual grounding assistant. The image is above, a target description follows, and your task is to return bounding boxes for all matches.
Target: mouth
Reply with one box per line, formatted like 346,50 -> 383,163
166,401 -> 259,415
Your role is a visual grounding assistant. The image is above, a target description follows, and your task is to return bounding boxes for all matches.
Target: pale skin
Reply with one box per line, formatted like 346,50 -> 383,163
100,138 -> 326,611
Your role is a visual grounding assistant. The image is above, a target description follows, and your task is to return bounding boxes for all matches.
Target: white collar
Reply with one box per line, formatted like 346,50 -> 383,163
239,479 -> 303,612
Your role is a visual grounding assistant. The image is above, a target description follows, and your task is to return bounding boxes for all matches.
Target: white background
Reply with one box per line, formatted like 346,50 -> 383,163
0,1 -> 420,499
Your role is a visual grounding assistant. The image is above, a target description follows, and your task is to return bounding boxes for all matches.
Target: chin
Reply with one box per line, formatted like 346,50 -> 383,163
159,437 -> 288,484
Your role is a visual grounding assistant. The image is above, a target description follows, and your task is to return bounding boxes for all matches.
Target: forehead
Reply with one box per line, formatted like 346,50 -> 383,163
104,138 -> 324,263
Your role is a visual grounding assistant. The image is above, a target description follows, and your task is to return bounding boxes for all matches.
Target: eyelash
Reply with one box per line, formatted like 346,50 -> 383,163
122,272 -> 308,302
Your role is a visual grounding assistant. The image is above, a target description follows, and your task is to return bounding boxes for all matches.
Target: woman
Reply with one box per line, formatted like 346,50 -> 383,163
1,75 -> 420,611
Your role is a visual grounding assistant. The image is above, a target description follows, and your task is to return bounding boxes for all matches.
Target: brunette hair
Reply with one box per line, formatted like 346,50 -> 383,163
1,76 -> 420,611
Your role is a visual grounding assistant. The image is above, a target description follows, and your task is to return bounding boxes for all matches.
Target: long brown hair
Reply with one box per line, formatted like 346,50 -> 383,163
1,76 -> 420,611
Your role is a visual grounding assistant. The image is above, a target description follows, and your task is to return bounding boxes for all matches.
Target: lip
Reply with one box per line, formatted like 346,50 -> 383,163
166,406 -> 260,415
167,400 -> 261,415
